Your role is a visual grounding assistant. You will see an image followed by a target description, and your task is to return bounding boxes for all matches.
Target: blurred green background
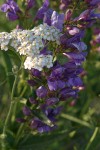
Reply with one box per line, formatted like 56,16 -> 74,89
0,0 -> 100,150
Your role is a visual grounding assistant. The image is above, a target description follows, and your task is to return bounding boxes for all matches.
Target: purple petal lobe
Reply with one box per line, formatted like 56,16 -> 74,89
51,11 -> 64,31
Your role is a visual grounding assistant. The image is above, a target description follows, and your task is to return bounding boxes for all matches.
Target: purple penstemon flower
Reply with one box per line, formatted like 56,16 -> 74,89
0,0 -> 21,21
51,11 -> 64,31
26,0 -> 35,10
36,0 -> 49,19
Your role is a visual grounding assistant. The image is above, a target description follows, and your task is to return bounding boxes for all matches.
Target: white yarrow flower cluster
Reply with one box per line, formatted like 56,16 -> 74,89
32,23 -> 62,44
10,29 -> 44,56
0,32 -> 12,51
24,55 -> 53,71
0,24 -> 62,70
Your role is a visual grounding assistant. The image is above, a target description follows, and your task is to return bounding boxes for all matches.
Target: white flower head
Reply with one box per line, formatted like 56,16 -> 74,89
0,32 -> 12,51
24,55 -> 53,71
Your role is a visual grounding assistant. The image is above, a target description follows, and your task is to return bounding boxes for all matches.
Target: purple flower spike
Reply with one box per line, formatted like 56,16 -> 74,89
23,106 -> 32,116
51,11 -> 64,31
36,86 -> 48,98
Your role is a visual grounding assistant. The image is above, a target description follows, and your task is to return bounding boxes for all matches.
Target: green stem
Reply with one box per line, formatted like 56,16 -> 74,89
85,127 -> 99,150
14,122 -> 26,147
1,74 -> 18,150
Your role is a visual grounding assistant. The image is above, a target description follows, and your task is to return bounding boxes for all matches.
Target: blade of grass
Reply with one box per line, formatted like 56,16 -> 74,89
85,127 -> 99,150
61,113 -> 93,128
1,51 -> 14,91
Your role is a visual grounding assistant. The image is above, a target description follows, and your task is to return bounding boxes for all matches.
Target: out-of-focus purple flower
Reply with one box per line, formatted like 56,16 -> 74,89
30,117 -> 56,133
0,0 -> 21,21
26,0 -> 35,10
60,0 -> 72,10
91,27 -> 100,52
36,0 -> 49,19
85,0 -> 100,7
6,11 -> 19,20
91,28 -> 100,45
36,86 -> 48,98
23,106 -> 32,116
51,11 -> 64,31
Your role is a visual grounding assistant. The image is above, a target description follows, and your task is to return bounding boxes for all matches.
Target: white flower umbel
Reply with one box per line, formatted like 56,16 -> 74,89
10,29 -> 44,56
0,32 -> 12,51
32,23 -> 62,44
0,24 -> 62,71
24,55 -> 53,71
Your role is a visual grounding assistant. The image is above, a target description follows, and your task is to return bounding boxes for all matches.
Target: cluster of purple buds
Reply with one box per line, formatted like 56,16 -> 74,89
90,28 -> 100,52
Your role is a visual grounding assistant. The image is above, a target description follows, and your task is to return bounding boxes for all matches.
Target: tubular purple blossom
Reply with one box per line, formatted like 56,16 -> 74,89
0,0 -> 21,21
26,0 -> 35,10
36,0 -> 49,19
36,86 -> 48,98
